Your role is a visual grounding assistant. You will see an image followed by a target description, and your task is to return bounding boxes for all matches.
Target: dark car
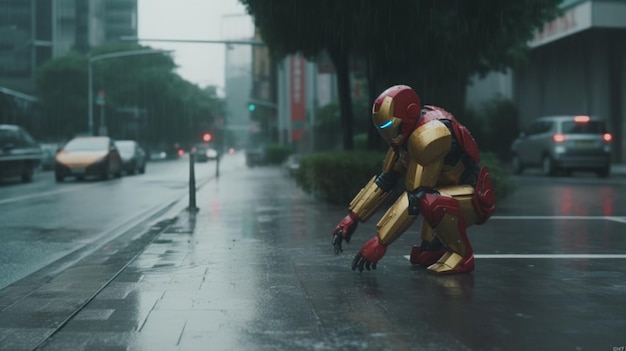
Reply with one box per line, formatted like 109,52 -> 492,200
511,115 -> 613,177
115,140 -> 147,175
192,143 -> 219,162
0,124 -> 42,182
55,136 -> 122,182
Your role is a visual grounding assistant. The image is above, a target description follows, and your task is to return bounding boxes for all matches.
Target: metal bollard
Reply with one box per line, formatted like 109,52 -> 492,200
188,152 -> 198,211
215,153 -> 220,178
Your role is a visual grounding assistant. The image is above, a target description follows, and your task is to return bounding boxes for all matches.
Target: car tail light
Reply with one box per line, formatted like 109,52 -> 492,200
603,133 -> 613,142
574,115 -> 590,123
552,133 -> 566,143
177,149 -> 184,157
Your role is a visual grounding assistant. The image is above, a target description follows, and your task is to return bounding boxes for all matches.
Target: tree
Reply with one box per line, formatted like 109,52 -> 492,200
35,51 -> 88,139
239,0 -> 561,151
35,43 -> 225,146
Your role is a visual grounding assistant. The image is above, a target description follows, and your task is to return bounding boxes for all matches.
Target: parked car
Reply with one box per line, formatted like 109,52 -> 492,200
0,124 -> 42,182
192,142 -> 219,162
55,136 -> 122,182
115,140 -> 147,175
149,143 -> 185,160
39,143 -> 60,171
245,146 -> 266,168
511,115 -> 613,177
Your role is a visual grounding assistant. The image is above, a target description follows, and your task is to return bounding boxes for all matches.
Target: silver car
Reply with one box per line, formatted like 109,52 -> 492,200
511,115 -> 613,177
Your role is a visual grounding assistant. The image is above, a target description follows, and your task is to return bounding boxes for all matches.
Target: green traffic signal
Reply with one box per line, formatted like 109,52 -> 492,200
248,104 -> 256,112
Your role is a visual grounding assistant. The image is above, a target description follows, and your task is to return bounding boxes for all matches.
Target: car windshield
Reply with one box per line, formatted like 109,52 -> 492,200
115,141 -> 135,153
562,121 -> 606,134
64,138 -> 108,151
195,143 -> 214,151
0,129 -> 16,145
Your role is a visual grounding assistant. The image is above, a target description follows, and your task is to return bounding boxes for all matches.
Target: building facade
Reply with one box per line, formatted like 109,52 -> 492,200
0,0 -> 137,96
221,14 -> 255,149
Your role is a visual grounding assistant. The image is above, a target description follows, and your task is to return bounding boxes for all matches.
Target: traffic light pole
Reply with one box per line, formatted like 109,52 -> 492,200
216,152 -> 220,178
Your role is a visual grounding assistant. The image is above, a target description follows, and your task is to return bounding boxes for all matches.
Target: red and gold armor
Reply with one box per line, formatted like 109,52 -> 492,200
332,85 -> 496,275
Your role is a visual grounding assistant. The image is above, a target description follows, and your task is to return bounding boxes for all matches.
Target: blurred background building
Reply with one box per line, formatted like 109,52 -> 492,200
0,0 -> 137,124
249,29 -> 277,147
221,13 -> 254,150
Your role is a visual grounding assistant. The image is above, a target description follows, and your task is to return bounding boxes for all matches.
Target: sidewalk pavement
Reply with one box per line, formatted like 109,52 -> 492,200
35,154 -> 359,351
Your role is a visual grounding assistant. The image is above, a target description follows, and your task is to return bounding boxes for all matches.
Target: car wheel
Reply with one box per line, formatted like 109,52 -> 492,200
139,164 -> 146,174
55,173 -> 64,182
542,155 -> 556,176
102,162 -> 112,180
511,155 -> 523,175
21,165 -> 34,183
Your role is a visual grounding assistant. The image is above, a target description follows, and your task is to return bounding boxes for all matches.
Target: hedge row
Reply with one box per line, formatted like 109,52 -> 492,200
293,150 -> 515,206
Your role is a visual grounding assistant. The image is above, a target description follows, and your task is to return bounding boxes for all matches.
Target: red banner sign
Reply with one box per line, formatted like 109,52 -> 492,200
290,55 -> 306,141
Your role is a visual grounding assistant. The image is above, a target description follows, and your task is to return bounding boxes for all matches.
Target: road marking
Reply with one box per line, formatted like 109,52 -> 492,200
0,186 -> 89,205
404,254 -> 626,260
491,215 -> 619,220
474,254 -> 626,259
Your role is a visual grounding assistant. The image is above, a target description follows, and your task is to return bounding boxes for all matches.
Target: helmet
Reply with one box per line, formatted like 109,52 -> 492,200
372,85 -> 421,146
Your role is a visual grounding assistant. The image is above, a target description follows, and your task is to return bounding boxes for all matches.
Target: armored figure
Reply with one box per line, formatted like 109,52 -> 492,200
332,85 -> 496,275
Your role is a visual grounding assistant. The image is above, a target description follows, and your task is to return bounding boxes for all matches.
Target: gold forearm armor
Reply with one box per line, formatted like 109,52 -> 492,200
375,192 -> 417,245
349,176 -> 392,221
348,148 -> 400,221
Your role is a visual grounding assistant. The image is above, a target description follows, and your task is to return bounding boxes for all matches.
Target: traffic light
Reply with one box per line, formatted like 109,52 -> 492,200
202,132 -> 212,142
248,103 -> 256,112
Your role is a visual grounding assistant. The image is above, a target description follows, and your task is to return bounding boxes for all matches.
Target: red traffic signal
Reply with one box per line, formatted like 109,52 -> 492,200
202,133 -> 212,142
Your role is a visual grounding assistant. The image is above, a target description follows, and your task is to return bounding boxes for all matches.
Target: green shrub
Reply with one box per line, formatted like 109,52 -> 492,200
294,150 -> 516,205
264,143 -> 293,164
463,97 -> 520,162
294,151 -> 387,205
480,151 -> 517,201
353,133 -> 368,150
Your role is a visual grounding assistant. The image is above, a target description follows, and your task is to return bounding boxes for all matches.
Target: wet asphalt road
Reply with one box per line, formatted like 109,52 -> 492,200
0,157 -> 218,290
1,154 -> 626,350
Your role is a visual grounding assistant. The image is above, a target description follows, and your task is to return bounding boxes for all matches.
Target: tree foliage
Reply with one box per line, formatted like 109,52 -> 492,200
35,43 -> 225,148
239,0 -> 561,151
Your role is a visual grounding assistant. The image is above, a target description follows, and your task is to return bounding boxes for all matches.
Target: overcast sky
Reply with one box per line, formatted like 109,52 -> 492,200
137,0 -> 254,93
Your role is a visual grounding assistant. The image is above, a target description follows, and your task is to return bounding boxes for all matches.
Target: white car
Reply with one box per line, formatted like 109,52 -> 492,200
511,115 -> 613,177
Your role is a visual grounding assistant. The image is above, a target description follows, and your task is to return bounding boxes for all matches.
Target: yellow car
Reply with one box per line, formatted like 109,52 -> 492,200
55,136 -> 122,182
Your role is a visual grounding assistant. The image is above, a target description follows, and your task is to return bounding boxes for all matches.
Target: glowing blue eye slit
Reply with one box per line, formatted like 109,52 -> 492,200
379,121 -> 393,129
